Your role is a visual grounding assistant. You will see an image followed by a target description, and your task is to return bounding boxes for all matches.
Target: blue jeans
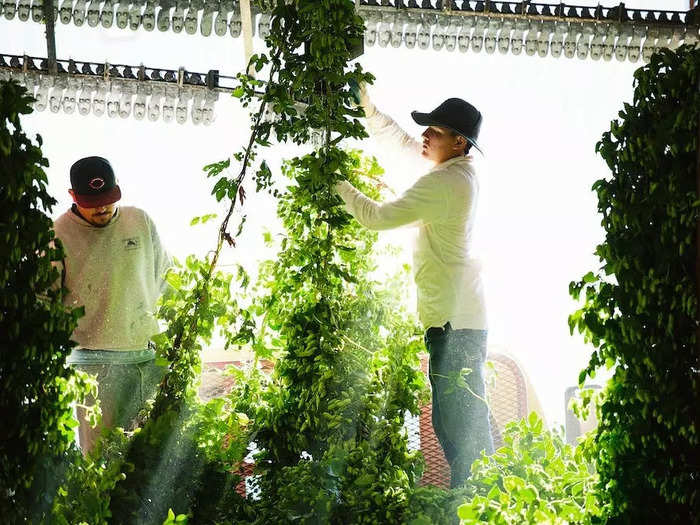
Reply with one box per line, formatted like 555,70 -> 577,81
69,349 -> 165,453
425,324 -> 494,488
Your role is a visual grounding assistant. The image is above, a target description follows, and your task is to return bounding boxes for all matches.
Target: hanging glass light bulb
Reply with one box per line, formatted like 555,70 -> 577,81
214,2 -> 229,37
470,16 -> 486,53
537,21 -> 553,57
106,84 -> 120,119
148,84 -> 164,121
86,0 -> 100,27
58,0 -> 72,23
17,0 -> 30,21
419,12 -> 436,50
78,77 -> 95,115
229,7 -> 241,37
115,0 -> 128,28
654,27 -> 672,55
201,0 -> 216,37
550,22 -> 566,58
93,79 -> 108,117
157,1 -> 171,31
133,82 -> 150,120
3,0 -> 16,20
614,24 -> 631,61
191,89 -> 204,125
444,17 -> 459,52
524,21 -> 539,56
391,11 -> 406,48
576,24 -> 594,60
483,18 -> 500,54
377,12 -> 393,48
627,26 -> 645,62
641,27 -> 658,62
129,0 -> 144,29
258,12 -> 272,39
432,14 -> 449,51
35,83 -> 50,112
404,14 -> 418,48
510,18 -> 527,55
72,0 -> 87,24
62,87 -> 77,114
49,78 -> 66,113
142,0 -> 156,30
600,25 -> 616,61
22,71 -> 39,100
176,86 -> 191,124
364,10 -> 380,46
564,23 -> 581,59
31,0 -> 43,22
589,24 -> 607,61
668,26 -> 686,50
184,0 -> 200,34
172,0 -> 187,32
63,77 -> 82,114
101,0 -> 114,28
162,85 -> 178,122
203,89 -> 218,126
416,20 -> 431,50
497,19 -> 512,54
683,29 -> 699,49
118,81 -> 135,118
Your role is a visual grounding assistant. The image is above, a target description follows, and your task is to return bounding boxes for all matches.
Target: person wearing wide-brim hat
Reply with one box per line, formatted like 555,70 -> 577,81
53,156 -> 172,454
335,86 -> 493,488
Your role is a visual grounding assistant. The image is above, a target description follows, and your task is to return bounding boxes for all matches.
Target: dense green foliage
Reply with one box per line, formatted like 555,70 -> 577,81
51,1 -> 438,522
0,79 -> 94,521
570,45 -> 700,522
457,414 -> 601,525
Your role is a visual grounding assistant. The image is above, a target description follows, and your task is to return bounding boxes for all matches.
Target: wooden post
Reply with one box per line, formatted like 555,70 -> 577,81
240,0 -> 255,77
43,0 -> 57,74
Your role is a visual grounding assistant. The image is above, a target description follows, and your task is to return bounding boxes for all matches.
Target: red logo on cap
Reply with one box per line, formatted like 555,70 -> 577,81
89,177 -> 105,190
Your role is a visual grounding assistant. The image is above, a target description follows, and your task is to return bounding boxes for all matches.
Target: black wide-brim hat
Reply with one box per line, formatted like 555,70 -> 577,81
70,156 -> 122,208
411,98 -> 483,154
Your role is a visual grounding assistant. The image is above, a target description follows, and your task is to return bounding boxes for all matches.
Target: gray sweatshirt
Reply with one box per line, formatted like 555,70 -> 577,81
53,206 -> 171,351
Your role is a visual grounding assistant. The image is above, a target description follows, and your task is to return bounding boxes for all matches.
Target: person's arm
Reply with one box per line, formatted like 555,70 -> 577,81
359,85 -> 423,162
335,173 -> 448,231
144,212 -> 172,294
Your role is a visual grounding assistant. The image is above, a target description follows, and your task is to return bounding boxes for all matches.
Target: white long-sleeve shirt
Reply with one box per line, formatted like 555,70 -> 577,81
53,206 -> 171,350
336,108 -> 487,330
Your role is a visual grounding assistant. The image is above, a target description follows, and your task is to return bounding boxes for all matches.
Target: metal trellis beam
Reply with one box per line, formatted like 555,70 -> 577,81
0,53 -> 233,124
2,2 -> 698,63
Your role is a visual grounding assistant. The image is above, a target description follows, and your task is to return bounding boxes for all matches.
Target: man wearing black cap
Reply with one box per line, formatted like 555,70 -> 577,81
53,156 -> 171,453
335,89 -> 493,487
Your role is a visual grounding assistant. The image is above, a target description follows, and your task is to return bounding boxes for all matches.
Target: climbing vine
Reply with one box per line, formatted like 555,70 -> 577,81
570,45 -> 700,523
0,79 -> 99,522
62,0 -> 434,522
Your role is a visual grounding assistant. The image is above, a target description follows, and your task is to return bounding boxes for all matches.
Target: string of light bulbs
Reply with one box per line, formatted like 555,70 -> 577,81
0,54 -> 231,124
1,1 -> 697,62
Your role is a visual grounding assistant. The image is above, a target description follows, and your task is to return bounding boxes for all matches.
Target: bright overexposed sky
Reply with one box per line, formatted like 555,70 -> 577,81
1,0 -> 689,427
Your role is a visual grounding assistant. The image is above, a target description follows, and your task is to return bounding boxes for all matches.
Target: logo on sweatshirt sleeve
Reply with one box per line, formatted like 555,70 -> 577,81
123,237 -> 140,251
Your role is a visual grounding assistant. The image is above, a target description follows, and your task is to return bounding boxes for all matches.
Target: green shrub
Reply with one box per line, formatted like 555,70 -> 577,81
457,414 -> 602,525
0,79 -> 88,522
570,45 -> 700,522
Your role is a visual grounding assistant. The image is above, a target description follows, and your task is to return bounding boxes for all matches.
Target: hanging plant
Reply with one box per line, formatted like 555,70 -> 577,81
570,45 -> 700,523
0,79 -> 93,522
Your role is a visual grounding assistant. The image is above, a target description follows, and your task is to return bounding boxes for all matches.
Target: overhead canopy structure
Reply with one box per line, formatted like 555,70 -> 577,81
1,1 -> 698,123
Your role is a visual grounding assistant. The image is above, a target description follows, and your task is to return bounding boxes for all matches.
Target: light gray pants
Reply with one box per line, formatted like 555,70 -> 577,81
69,349 -> 165,454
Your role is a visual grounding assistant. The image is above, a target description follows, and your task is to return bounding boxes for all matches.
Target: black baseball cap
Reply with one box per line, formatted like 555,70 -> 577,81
70,156 -> 122,207
412,98 -> 484,154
